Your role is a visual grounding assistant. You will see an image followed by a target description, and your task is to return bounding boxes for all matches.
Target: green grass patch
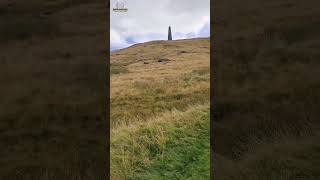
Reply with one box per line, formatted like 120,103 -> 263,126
110,62 -> 131,75
111,105 -> 210,179
110,65 -> 128,75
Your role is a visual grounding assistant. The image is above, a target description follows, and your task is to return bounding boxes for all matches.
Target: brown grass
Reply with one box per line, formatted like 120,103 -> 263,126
110,38 -> 210,128
213,0 -> 320,179
110,38 -> 210,178
0,1 -> 107,179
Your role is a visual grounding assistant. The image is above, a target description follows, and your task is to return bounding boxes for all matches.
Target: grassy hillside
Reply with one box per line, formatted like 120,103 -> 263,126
110,38 -> 210,179
0,1 -> 107,179
213,0 -> 320,179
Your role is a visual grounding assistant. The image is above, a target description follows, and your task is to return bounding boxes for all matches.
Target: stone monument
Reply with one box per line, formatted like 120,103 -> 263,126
168,26 -> 172,40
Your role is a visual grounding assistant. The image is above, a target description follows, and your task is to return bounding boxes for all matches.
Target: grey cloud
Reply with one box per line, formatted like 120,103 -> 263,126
111,0 -> 210,50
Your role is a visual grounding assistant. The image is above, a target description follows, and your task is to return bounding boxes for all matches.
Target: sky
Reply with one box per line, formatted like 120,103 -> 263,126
110,0 -> 210,51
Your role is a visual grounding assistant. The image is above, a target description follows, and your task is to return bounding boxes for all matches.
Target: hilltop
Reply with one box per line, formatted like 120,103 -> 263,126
110,38 -> 210,179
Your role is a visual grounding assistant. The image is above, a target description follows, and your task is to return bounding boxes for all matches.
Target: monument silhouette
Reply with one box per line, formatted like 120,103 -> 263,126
168,26 -> 172,40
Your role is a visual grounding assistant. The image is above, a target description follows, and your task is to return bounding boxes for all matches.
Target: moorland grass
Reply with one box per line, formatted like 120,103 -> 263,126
111,105 -> 210,179
213,0 -> 320,179
110,38 -> 210,179
0,1 -> 107,179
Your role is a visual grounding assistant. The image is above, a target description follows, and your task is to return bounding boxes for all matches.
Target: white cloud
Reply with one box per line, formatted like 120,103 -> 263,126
110,0 -> 210,50
110,28 -> 131,50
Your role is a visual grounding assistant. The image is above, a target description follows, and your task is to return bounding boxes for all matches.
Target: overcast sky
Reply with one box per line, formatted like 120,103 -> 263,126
110,0 -> 210,51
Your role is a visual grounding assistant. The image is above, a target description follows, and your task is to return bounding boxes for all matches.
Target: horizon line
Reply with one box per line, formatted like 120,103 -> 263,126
110,36 -> 210,52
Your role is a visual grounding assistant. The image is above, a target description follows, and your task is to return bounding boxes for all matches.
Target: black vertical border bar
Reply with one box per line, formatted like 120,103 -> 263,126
210,0 -> 215,179
106,0 -> 111,179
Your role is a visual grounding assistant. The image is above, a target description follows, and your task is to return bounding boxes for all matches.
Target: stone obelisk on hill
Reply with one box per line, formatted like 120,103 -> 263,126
168,26 -> 172,40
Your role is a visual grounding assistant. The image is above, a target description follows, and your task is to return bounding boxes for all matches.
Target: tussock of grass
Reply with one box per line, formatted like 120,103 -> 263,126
214,0 -> 320,179
111,105 -> 210,179
110,65 -> 128,75
214,134 -> 320,180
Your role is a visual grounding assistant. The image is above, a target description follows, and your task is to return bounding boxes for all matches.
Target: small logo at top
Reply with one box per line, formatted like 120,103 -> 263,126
113,0 -> 128,12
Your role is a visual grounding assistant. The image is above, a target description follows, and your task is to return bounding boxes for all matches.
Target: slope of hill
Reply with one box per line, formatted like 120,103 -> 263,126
110,38 -> 210,179
213,0 -> 320,179
0,1 -> 107,179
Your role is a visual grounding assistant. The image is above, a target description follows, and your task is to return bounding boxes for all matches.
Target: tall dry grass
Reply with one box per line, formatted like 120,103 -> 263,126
110,38 -> 210,179
0,1 -> 107,179
213,0 -> 320,179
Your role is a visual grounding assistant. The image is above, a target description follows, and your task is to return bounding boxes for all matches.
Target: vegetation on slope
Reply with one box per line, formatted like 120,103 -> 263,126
111,105 -> 210,179
213,0 -> 320,179
0,1 -> 107,179
110,38 -> 210,179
